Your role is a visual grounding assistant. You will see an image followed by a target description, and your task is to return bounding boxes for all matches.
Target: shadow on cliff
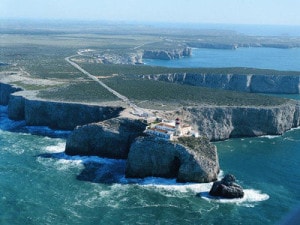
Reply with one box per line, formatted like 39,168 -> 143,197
37,152 -> 127,184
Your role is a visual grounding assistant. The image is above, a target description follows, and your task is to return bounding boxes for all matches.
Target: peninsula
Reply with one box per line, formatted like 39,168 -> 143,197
1,20 -> 300,182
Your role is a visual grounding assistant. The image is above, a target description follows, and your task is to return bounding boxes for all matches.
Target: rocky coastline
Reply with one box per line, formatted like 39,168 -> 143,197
1,82 -> 300,140
64,117 -> 220,183
185,102 -> 300,141
143,47 -> 192,60
0,84 -> 124,130
1,80 -> 300,182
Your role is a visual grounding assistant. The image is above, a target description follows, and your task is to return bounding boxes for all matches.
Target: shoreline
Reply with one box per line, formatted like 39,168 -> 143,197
1,80 -> 300,141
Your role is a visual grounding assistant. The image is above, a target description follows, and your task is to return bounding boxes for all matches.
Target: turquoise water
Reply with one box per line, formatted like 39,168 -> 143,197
144,47 -> 300,71
0,105 -> 299,224
1,45 -> 300,224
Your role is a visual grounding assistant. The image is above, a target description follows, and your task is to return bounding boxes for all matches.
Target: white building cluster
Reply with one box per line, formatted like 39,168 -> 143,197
145,118 -> 198,140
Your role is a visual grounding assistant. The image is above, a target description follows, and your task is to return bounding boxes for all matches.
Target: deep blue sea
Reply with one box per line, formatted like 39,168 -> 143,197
1,46 -> 300,224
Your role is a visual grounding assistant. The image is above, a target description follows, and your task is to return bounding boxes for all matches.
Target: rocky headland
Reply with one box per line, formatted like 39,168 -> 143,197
65,118 -> 147,159
126,136 -> 219,183
64,116 -> 219,183
1,75 -> 300,182
143,47 -> 192,60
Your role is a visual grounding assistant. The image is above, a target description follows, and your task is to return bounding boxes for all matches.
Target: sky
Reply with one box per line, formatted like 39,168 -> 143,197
1,0 -> 300,25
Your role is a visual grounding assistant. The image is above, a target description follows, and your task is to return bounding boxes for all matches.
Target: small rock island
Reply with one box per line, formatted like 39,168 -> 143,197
209,174 -> 244,198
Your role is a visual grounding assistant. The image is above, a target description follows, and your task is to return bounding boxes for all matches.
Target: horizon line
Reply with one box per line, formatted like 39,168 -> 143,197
1,17 -> 300,28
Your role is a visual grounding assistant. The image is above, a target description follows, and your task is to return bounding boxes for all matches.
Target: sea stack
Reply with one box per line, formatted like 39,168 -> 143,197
209,174 -> 244,198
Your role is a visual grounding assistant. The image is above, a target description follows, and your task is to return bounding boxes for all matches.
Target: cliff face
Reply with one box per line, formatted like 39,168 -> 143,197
65,118 -> 147,159
185,103 -> 300,141
7,93 -> 124,130
125,136 -> 219,183
142,73 -> 300,94
0,83 -> 22,105
143,47 -> 192,60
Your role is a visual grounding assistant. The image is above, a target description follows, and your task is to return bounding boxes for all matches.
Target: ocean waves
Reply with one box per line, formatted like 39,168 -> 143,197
38,141 -> 269,208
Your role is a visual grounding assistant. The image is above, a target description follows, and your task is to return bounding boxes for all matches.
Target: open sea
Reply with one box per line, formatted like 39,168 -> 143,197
1,46 -> 300,225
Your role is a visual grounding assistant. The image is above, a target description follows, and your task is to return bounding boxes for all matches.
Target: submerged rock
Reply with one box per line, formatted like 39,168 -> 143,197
209,174 -> 244,198
125,136 -> 219,183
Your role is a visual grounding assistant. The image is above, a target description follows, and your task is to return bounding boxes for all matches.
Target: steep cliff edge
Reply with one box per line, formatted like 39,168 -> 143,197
181,102 -> 300,141
65,118 -> 147,159
125,136 -> 219,183
0,83 -> 22,105
5,90 -> 124,130
143,47 -> 192,60
141,73 -> 300,94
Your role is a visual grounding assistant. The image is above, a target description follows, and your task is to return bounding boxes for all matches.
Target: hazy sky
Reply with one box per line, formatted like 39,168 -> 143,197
1,0 -> 300,25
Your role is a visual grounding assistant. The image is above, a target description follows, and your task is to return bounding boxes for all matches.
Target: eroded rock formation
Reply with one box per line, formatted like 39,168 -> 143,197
65,118 -> 147,159
125,136 -> 219,183
143,47 -> 192,60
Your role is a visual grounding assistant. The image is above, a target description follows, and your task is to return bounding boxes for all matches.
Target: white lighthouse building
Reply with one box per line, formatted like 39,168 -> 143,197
144,118 -> 193,140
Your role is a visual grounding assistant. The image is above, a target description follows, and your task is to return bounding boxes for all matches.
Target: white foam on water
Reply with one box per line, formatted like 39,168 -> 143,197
123,170 -> 268,207
201,189 -> 269,207
122,170 -> 224,194
260,135 -> 280,139
45,142 -> 66,153
143,179 -> 213,196
39,143 -> 126,171
290,126 -> 300,131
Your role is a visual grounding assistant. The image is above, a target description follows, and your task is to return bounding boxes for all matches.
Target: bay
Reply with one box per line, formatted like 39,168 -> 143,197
144,47 -> 300,71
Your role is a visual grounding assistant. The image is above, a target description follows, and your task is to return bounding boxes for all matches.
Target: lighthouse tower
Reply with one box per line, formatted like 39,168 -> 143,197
175,118 -> 181,136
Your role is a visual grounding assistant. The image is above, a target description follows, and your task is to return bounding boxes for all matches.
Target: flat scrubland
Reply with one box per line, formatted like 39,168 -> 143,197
1,20 -> 298,109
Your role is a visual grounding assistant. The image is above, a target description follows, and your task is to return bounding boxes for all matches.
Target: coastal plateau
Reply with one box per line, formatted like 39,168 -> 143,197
1,75 -> 300,182
141,73 -> 300,94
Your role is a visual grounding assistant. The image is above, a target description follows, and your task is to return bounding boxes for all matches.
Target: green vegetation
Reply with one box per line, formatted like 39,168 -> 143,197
176,136 -> 216,160
103,75 -> 289,109
38,81 -> 118,102
0,21 -> 298,108
10,81 -> 59,91
78,62 -> 300,76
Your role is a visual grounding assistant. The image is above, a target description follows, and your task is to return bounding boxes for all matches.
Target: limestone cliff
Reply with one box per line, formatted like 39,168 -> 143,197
125,136 -> 219,183
141,73 -> 300,94
143,47 -> 192,60
176,102 -> 300,141
6,92 -> 124,130
65,118 -> 147,159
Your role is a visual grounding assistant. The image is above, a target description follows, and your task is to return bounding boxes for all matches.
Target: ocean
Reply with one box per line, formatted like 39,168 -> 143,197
1,47 -> 300,225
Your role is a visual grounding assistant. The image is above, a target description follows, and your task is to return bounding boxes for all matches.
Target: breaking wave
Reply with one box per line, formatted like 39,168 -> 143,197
38,144 -> 270,208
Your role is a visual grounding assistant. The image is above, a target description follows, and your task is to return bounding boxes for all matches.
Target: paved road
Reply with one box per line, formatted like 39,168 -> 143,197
65,56 -> 148,117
